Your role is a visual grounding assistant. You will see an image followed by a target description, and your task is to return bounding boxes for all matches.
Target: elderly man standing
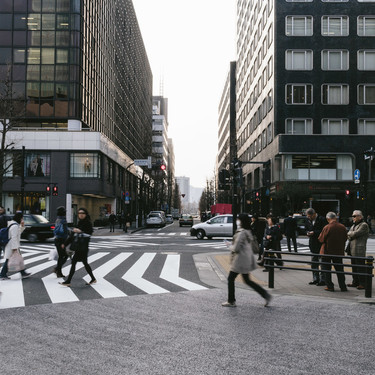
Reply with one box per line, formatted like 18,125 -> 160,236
318,212 -> 348,292
306,208 -> 327,285
347,210 -> 369,290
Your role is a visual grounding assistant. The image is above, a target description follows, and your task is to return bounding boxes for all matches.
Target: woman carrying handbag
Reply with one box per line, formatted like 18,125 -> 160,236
0,212 -> 31,280
222,213 -> 272,308
59,207 -> 96,287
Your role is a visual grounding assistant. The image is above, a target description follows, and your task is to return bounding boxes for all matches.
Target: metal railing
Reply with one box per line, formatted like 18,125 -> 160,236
264,251 -> 374,298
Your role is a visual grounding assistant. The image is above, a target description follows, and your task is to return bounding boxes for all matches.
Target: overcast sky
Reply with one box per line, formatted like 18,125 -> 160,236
133,0 -> 236,188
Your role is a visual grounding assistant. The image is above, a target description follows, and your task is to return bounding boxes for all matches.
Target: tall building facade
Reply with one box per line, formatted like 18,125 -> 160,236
0,0 -> 153,222
175,176 -> 190,204
235,0 -> 375,218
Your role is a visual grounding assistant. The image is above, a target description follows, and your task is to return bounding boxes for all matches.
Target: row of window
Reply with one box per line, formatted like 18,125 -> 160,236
285,84 -> 375,105
286,118 -> 375,135
286,16 -> 375,37
286,49 -> 375,71
286,0 -> 374,2
0,0 -> 78,13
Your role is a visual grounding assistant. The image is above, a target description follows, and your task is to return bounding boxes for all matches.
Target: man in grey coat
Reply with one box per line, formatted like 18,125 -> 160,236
347,210 -> 369,290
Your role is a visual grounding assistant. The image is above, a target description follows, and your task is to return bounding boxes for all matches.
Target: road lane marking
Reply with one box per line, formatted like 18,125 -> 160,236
0,278 -> 24,309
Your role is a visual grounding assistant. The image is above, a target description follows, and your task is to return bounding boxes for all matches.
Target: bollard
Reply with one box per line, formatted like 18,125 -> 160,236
365,256 -> 373,298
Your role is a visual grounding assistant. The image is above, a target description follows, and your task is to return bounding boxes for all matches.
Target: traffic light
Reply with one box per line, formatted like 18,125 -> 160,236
233,159 -> 243,187
160,164 -> 166,171
46,185 -> 51,193
52,185 -> 58,196
345,189 -> 350,199
255,191 -> 260,201
218,169 -> 230,190
262,160 -> 271,187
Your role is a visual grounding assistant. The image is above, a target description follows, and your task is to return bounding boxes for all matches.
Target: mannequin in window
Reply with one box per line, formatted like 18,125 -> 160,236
84,158 -> 91,176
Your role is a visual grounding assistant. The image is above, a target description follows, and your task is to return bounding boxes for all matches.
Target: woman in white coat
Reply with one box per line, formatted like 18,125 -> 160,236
0,212 -> 30,280
222,213 -> 272,307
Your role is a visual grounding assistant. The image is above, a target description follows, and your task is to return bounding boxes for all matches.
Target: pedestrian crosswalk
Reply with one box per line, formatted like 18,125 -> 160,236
0,250 -> 208,310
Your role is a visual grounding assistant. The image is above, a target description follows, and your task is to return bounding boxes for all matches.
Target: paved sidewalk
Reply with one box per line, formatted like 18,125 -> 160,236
195,251 -> 375,304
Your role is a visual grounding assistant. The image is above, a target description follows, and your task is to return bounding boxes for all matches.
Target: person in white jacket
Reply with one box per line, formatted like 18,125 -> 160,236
0,212 -> 30,280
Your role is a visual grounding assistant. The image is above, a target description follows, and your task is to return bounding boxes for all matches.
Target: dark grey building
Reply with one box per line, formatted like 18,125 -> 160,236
236,0 -> 375,218
0,0 -> 153,222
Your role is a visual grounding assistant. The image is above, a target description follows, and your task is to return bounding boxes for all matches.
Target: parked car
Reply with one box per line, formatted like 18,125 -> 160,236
190,214 -> 233,239
165,214 -> 174,224
21,214 -> 55,242
179,214 -> 194,227
146,213 -> 165,228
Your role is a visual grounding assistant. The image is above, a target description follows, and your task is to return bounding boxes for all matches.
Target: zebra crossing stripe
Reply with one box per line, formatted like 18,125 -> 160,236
82,253 -> 132,298
23,254 -> 50,265
0,278 -> 24,309
122,253 -> 169,294
43,252 -> 109,304
160,254 -> 207,291
168,233 -> 176,236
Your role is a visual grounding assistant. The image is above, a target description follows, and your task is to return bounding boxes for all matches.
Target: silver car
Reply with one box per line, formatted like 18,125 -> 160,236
190,214 -> 233,239
146,213 -> 165,228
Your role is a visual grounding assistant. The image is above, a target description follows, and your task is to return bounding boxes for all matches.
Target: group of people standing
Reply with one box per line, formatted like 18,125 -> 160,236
0,206 -> 96,288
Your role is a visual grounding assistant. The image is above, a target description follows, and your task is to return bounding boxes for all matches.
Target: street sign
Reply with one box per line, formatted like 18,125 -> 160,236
354,169 -> 360,180
355,180 -> 360,184
134,156 -> 152,168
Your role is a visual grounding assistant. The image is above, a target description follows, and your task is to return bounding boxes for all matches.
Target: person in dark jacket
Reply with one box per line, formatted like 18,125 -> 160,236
259,214 -> 283,271
59,207 -> 96,287
108,211 -> 116,232
318,212 -> 348,292
0,206 -> 8,257
53,206 -> 69,278
306,208 -> 327,285
283,212 -> 298,252
250,214 -> 267,260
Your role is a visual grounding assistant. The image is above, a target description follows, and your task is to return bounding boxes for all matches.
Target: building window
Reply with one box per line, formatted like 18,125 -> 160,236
286,16 -> 313,36
358,84 -> 375,104
321,50 -> 349,70
358,16 -> 375,36
321,0 -> 348,2
358,50 -> 375,70
286,0 -> 313,2
70,153 -> 101,178
322,84 -> 349,105
321,119 -> 349,135
267,123 -> 273,144
25,153 -> 51,177
321,16 -> 349,36
262,130 -> 267,149
286,119 -> 313,134
358,119 -> 375,134
286,84 -> 313,104
286,50 -> 313,70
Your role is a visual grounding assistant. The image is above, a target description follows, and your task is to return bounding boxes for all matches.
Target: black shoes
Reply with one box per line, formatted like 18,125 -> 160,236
316,281 -> 326,286
309,280 -> 318,285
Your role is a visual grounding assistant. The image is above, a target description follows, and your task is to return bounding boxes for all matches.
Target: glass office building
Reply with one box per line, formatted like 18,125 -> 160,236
0,0 -> 153,222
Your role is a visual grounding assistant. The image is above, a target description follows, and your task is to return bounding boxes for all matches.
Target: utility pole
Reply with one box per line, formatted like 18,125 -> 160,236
21,146 -> 25,212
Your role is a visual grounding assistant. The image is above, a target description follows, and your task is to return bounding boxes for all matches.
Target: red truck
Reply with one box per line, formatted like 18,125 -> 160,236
210,204 -> 232,215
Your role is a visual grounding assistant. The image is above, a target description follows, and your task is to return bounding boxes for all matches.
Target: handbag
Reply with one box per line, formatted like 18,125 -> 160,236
69,233 -> 90,253
8,249 -> 25,272
250,238 -> 260,254
48,247 -> 58,261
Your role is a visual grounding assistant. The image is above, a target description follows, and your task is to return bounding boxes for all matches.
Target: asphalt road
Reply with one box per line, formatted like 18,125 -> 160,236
1,221 -> 375,374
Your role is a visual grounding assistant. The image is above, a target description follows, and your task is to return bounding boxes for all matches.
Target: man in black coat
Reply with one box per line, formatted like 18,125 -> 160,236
306,208 -> 327,285
250,214 -> 267,260
283,212 -> 298,252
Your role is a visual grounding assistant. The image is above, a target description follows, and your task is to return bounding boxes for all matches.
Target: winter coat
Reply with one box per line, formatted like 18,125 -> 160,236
264,225 -> 281,250
283,216 -> 297,237
4,220 -> 25,259
347,221 -> 369,257
54,216 -> 69,240
318,221 -> 347,255
230,228 -> 257,274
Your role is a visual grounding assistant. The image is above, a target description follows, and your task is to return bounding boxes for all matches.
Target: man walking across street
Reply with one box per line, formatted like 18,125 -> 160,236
318,212 -> 348,292
347,210 -> 369,290
109,212 -> 116,232
283,212 -> 298,252
306,208 -> 327,285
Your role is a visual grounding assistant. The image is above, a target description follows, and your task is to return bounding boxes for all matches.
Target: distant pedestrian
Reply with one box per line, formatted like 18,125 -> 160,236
124,212 -> 131,232
222,213 -> 272,307
0,212 -> 31,280
366,214 -> 373,234
59,208 -> 96,287
283,212 -> 298,252
250,214 -> 266,260
259,214 -> 283,271
53,206 -> 69,278
318,212 -> 348,292
347,210 -> 369,290
306,208 -> 327,286
109,211 -> 116,232
0,206 -> 8,257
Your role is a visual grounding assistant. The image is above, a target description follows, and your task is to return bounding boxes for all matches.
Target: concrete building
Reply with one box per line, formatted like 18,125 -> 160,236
175,176 -> 190,204
0,0 -> 153,223
235,0 -> 375,218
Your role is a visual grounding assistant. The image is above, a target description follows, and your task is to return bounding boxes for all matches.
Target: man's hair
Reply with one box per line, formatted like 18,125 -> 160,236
352,210 -> 363,218
306,208 -> 316,216
326,212 -> 337,220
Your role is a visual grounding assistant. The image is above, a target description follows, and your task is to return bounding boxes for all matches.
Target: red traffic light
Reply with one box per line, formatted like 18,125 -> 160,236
160,164 -> 166,171
52,185 -> 58,196
46,185 -> 51,193
345,190 -> 350,195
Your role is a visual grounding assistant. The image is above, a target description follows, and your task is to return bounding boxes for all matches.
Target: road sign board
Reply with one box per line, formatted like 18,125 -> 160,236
354,169 -> 360,180
134,156 -> 152,168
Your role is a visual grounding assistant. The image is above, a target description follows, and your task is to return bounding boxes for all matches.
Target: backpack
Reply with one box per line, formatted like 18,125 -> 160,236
0,223 -> 17,247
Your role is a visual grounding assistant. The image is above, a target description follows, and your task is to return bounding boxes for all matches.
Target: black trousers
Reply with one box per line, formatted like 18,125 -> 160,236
310,247 -> 324,283
65,254 -> 95,283
54,238 -> 68,274
109,222 -> 115,232
228,271 -> 269,303
351,257 -> 366,286
286,235 -> 297,252
321,256 -> 346,290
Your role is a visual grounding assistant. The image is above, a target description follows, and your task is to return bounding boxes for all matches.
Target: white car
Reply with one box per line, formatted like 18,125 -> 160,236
146,213 -> 165,228
165,214 -> 174,224
190,214 -> 233,239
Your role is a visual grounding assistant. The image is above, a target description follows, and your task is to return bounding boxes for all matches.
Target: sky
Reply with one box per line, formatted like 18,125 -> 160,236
132,0 -> 236,188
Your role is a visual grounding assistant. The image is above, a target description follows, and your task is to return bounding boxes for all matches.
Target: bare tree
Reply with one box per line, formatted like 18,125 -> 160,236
0,65 -> 24,205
